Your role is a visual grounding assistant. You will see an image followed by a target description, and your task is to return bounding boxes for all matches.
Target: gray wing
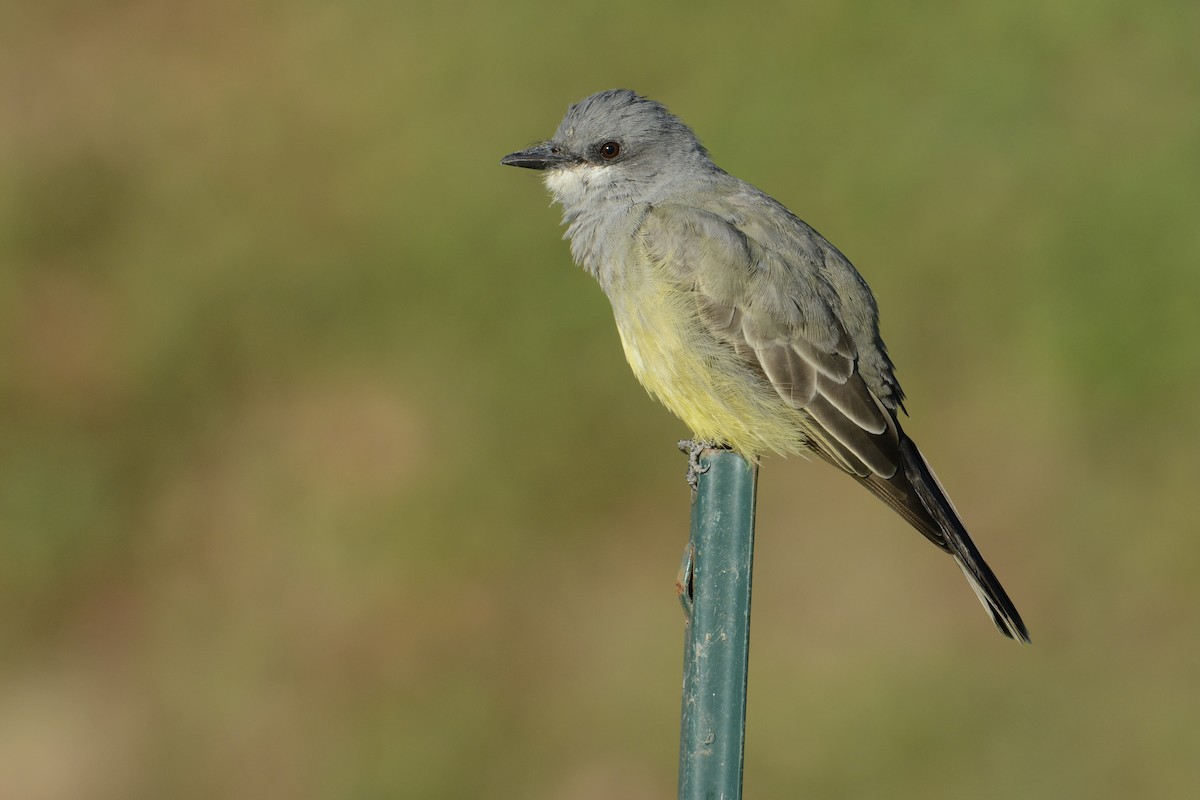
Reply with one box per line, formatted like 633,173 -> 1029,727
641,199 -> 949,550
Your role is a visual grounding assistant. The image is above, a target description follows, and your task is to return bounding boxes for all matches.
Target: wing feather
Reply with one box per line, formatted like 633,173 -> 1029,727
641,203 -> 945,545
757,344 -> 817,408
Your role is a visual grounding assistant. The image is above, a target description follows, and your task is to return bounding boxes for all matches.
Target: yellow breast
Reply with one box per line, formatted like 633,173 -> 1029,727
609,275 -> 811,459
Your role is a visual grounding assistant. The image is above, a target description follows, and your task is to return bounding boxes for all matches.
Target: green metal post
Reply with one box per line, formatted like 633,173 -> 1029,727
677,447 -> 759,800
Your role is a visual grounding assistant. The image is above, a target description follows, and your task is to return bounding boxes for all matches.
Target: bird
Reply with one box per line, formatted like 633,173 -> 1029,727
501,89 -> 1028,642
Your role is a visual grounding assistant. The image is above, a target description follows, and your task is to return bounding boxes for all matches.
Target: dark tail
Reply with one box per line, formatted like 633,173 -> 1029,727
856,434 -> 1030,643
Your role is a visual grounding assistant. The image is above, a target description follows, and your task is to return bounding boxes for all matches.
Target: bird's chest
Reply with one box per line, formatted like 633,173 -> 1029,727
603,250 -> 799,454
607,270 -> 726,418
607,259 -> 691,374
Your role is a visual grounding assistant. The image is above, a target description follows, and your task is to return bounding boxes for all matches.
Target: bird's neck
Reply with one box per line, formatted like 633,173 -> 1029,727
559,201 -> 648,291
545,168 -> 650,290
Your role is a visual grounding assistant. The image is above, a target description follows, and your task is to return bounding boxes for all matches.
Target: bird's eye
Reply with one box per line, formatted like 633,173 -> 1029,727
599,141 -> 621,160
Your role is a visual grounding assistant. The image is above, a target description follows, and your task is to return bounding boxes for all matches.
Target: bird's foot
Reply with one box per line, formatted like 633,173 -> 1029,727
678,439 -> 724,497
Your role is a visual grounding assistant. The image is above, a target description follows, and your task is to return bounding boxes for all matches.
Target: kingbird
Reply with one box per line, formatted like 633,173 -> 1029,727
502,89 -> 1028,642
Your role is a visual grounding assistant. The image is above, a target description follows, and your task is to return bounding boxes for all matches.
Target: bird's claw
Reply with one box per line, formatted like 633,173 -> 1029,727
678,439 -> 714,497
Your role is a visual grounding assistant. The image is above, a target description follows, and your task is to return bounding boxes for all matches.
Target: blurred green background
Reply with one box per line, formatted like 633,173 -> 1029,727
3,0 -> 1198,797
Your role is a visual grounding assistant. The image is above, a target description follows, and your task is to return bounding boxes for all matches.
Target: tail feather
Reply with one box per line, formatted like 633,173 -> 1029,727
810,414 -> 1030,642
897,436 -> 1030,643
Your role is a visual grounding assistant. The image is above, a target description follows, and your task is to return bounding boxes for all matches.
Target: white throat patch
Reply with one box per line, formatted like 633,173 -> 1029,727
543,164 -> 619,207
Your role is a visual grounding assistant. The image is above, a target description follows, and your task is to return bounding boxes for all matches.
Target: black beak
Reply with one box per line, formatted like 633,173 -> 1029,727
500,142 -> 576,170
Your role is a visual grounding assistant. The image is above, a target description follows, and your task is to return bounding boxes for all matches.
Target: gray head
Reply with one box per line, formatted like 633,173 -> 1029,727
501,90 -> 713,207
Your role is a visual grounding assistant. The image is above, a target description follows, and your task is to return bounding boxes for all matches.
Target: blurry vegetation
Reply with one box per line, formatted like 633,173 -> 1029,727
1,0 -> 1198,798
